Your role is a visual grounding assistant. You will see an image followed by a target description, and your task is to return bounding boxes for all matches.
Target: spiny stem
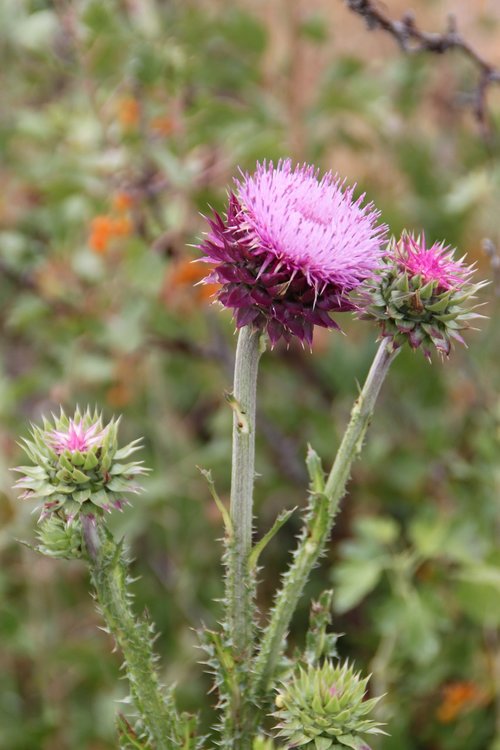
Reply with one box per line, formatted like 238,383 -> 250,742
82,517 -> 175,750
252,340 -> 399,700
225,325 -> 263,746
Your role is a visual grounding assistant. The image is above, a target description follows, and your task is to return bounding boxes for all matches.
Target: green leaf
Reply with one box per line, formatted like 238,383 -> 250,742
306,444 -> 325,494
333,557 -> 386,614
198,467 -> 232,536
408,516 -> 449,558
355,516 -> 399,546
248,507 -> 296,572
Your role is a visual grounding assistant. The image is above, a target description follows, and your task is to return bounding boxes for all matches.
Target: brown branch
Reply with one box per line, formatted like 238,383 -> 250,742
344,0 -> 500,138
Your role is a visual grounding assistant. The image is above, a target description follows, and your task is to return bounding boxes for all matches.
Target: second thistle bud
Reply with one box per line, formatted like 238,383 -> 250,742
14,407 -> 147,530
35,514 -> 84,559
273,660 -> 385,750
361,232 -> 486,360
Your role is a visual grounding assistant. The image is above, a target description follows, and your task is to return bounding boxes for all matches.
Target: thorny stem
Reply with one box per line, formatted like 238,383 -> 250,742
226,325 -> 263,747
252,340 -> 399,702
82,516 -> 175,750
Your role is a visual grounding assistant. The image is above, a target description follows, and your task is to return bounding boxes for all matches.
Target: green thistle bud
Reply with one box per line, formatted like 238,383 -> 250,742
13,407 -> 148,525
361,232 -> 487,360
35,514 -> 83,559
273,661 -> 386,750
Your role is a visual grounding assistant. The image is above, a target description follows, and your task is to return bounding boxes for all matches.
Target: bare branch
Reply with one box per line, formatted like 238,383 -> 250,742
344,0 -> 500,138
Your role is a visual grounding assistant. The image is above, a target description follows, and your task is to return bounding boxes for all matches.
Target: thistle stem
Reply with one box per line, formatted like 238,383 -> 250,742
226,325 -> 263,745
82,517 -> 175,750
252,340 -> 399,700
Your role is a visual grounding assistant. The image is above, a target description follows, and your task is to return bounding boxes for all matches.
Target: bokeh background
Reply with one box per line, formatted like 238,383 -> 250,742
1,1 -> 499,748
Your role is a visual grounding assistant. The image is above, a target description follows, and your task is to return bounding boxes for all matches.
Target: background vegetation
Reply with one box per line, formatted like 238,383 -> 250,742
0,1 -> 499,748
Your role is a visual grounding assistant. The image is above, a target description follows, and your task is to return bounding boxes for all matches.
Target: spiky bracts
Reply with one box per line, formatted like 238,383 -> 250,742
14,407 -> 147,526
273,661 -> 385,750
361,233 -> 486,359
199,160 -> 387,346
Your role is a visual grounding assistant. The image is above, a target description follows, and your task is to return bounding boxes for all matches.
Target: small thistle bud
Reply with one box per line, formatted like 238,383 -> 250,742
273,661 -> 385,750
360,232 -> 487,360
13,407 -> 147,525
35,514 -> 84,559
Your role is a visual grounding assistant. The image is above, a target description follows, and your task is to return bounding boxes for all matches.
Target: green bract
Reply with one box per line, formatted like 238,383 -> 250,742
14,407 -> 147,522
273,661 -> 385,750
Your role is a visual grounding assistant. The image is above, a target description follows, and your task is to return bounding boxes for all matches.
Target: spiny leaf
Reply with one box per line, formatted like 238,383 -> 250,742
197,466 -> 233,536
248,507 -> 296,572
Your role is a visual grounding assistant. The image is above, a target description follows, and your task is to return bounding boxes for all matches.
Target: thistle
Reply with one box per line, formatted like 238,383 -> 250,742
199,160 -> 387,346
361,232 -> 487,359
273,661 -> 385,750
13,410 -> 182,748
14,407 -> 147,524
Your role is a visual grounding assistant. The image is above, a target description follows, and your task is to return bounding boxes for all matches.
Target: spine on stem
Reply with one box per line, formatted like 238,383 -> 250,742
252,340 -> 399,703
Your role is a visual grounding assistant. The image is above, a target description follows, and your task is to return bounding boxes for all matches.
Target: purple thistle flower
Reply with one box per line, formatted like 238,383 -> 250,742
199,160 -> 387,346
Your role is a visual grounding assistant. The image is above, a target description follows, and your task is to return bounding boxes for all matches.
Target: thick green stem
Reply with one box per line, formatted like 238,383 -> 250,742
225,325 -> 263,747
252,340 -> 399,699
82,517 -> 175,750
228,326 -> 262,651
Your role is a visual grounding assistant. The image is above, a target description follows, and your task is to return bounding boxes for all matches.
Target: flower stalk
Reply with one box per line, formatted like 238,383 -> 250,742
224,324 -> 264,746
82,517 -> 176,750
252,339 -> 399,701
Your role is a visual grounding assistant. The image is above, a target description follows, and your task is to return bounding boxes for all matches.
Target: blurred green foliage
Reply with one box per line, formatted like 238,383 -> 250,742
0,1 -> 499,748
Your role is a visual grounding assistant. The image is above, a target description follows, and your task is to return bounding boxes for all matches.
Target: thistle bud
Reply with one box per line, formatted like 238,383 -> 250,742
361,232 -> 487,360
35,514 -> 84,559
13,407 -> 147,526
273,661 -> 385,750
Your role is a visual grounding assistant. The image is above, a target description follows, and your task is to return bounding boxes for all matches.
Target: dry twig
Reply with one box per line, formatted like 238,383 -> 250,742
344,0 -> 500,137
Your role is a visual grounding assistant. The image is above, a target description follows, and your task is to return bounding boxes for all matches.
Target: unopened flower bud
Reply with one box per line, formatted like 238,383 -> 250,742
13,407 -> 147,526
273,660 -> 385,750
360,232 -> 487,360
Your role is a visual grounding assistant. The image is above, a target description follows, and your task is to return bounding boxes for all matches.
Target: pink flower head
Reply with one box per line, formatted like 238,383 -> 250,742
394,233 -> 473,292
49,419 -> 106,454
199,160 -> 387,346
